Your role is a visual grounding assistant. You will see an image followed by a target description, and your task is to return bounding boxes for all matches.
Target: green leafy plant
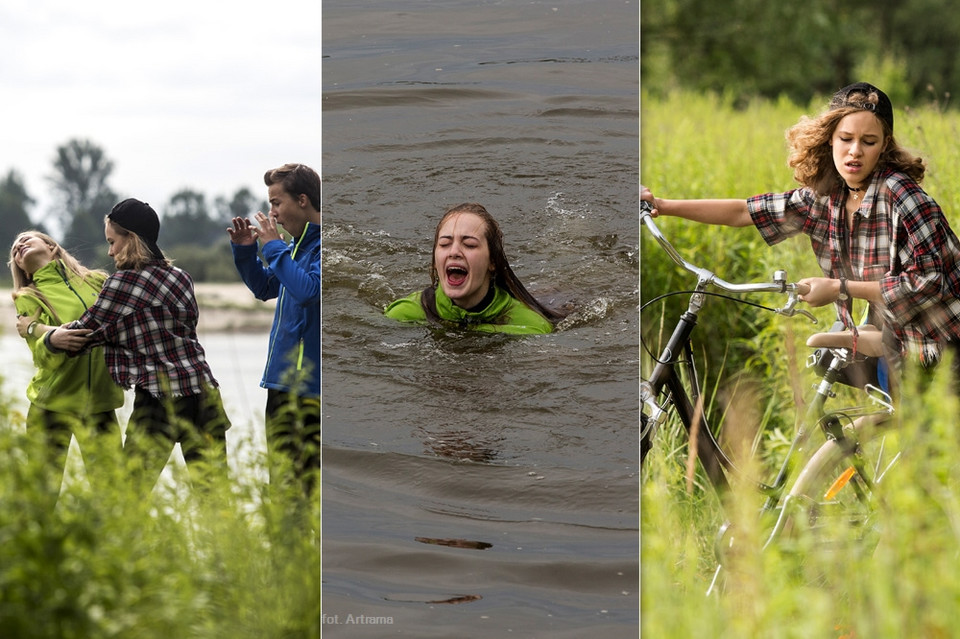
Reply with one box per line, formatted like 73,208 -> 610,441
0,405 -> 319,639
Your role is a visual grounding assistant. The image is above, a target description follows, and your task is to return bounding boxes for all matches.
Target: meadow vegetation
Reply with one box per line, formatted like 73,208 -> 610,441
641,88 -> 960,637
0,397 -> 320,638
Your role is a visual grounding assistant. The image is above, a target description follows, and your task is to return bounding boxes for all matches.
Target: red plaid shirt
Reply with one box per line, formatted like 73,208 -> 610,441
748,168 -> 960,363
68,263 -> 219,397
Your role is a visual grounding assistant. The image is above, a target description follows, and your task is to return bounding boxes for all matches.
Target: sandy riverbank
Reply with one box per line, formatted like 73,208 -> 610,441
0,282 -> 276,334
193,282 -> 276,333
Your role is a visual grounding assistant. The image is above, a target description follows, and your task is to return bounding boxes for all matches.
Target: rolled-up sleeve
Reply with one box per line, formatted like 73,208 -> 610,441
747,188 -> 818,247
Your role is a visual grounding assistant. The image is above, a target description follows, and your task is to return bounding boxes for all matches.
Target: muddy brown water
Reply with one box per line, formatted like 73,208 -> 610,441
322,1 -> 639,636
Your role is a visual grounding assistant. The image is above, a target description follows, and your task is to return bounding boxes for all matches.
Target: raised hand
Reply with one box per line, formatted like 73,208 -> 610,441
254,211 -> 282,243
227,217 -> 259,246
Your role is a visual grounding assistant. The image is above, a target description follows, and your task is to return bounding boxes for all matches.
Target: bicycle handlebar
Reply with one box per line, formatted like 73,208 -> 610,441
641,201 -> 815,322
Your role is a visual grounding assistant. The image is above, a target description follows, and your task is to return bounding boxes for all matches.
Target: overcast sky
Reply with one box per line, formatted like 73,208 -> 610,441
0,1 -> 320,235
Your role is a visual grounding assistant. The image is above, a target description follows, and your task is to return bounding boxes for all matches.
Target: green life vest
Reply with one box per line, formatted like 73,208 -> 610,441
13,260 -> 125,415
384,285 -> 553,335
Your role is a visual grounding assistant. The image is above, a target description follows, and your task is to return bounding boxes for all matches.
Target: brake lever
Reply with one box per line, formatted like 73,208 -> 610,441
775,290 -> 818,323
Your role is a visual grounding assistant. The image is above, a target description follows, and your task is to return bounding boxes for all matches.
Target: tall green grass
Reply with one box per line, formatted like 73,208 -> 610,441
0,406 -> 319,638
642,90 -> 960,637
643,359 -> 960,637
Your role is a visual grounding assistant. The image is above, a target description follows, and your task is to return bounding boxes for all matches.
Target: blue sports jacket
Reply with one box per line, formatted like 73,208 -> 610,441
232,222 -> 320,397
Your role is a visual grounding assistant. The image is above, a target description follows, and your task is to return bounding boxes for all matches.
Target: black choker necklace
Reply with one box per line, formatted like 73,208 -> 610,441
846,185 -> 863,201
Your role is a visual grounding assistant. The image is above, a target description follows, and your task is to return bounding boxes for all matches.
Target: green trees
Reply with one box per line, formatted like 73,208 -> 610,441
0,138 -> 266,283
162,189 -> 224,248
216,187 -> 262,222
0,171 -> 38,261
159,187 -> 268,282
49,139 -> 120,269
642,0 -> 960,106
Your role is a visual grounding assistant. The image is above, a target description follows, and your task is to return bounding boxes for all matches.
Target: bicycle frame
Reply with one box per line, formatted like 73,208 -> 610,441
641,205 -> 815,493
640,204 -> 897,595
640,206 -> 895,500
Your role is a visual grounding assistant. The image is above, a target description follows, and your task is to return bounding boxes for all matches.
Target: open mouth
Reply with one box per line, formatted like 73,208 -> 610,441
445,264 -> 468,286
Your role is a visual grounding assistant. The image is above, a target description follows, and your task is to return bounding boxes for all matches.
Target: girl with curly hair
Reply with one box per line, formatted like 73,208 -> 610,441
642,82 -> 960,376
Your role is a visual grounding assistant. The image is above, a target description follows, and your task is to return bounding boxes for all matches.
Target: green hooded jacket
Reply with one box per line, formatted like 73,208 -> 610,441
384,284 -> 553,335
13,260 -> 124,416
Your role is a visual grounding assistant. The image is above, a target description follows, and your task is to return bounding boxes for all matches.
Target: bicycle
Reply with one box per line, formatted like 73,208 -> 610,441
639,201 -> 900,592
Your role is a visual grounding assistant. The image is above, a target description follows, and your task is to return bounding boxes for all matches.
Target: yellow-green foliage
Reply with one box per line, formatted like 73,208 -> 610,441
643,356 -> 960,637
0,416 -> 319,638
642,89 -> 960,637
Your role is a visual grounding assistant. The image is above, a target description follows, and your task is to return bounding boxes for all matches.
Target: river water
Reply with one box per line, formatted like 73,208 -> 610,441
0,331 -> 271,484
322,1 -> 639,636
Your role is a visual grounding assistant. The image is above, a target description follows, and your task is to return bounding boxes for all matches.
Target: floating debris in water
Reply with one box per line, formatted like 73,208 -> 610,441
415,536 -> 492,550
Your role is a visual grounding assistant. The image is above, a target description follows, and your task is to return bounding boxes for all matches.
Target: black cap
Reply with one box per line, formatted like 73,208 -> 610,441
108,198 -> 165,260
830,82 -> 894,132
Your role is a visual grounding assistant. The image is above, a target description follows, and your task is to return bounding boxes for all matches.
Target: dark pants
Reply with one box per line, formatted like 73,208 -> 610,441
124,387 -> 231,497
266,389 -> 320,496
26,405 -> 121,507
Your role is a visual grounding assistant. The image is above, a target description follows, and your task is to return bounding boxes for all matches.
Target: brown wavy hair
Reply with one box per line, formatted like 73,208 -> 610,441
786,104 -> 925,195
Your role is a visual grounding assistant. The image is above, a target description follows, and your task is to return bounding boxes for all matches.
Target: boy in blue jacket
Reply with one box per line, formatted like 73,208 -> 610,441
228,163 -> 320,496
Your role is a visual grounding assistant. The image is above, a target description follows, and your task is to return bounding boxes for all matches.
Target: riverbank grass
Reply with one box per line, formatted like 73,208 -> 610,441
0,408 -> 319,638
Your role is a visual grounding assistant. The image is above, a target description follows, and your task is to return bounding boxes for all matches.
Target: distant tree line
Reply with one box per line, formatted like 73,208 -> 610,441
642,0 -> 960,108
0,138 -> 268,284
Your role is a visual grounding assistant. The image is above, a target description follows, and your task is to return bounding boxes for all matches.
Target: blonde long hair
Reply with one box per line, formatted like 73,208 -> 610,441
8,231 -> 107,323
105,218 -> 172,270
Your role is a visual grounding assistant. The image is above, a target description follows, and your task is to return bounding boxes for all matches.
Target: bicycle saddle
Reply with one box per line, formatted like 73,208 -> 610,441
805,324 -> 885,358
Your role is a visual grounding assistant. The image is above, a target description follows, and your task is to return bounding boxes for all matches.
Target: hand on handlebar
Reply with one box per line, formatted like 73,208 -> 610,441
641,186 -> 660,217
797,277 -> 838,307
641,197 -> 816,322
